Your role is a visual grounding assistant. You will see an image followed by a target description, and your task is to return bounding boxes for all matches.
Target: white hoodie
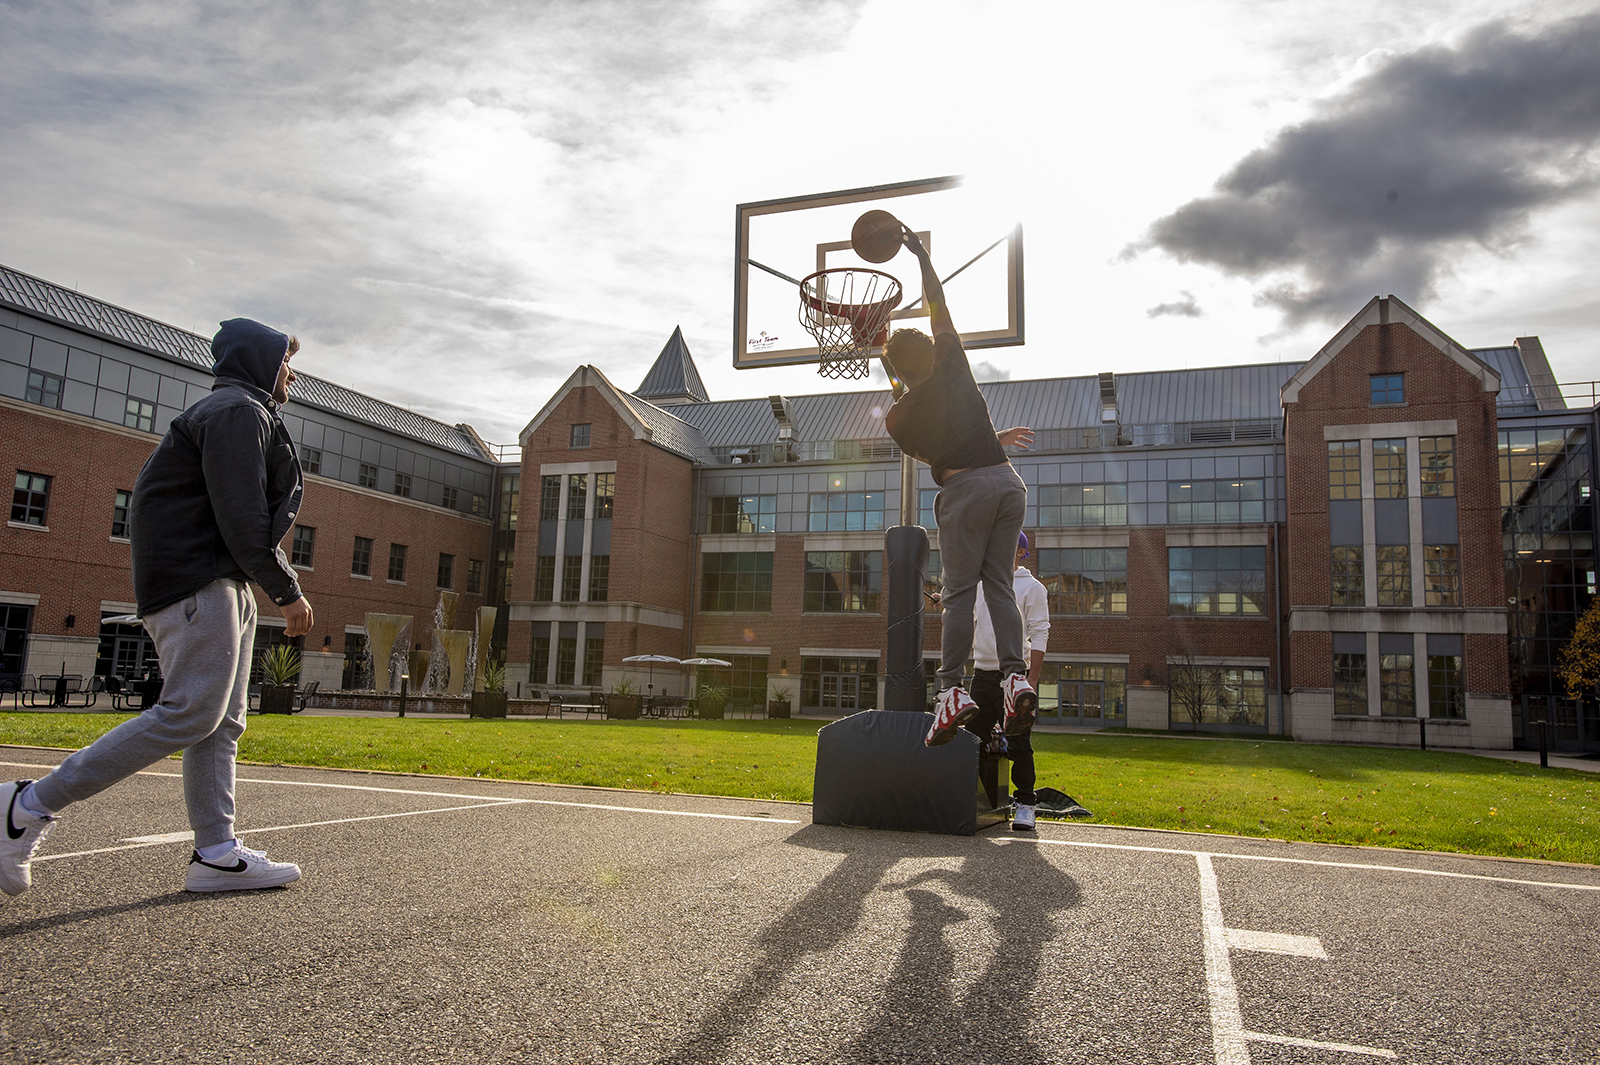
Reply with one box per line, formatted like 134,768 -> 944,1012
972,566 -> 1050,671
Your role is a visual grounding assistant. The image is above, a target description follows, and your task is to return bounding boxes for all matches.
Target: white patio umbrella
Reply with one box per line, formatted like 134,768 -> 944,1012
679,657 -> 733,698
622,654 -> 682,699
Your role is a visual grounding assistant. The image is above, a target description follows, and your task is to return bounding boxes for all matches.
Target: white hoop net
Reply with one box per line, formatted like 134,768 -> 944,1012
798,268 -> 903,380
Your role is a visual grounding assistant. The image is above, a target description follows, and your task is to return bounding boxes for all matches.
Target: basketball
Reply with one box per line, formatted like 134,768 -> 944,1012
851,209 -> 904,264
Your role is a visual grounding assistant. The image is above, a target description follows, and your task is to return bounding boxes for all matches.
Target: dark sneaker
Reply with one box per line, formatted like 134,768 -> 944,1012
1,780 -> 58,896
1012,804 -> 1037,832
1001,673 -> 1037,735
925,686 -> 980,747
185,842 -> 301,892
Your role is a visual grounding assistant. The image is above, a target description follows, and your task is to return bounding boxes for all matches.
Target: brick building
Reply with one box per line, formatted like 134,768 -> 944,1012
3,262 -> 1593,750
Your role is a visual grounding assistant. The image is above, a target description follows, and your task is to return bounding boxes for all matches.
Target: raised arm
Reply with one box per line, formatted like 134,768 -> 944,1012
901,226 -> 955,339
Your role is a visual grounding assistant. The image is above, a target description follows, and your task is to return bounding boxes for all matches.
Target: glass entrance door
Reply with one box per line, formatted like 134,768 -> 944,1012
1039,663 -> 1127,726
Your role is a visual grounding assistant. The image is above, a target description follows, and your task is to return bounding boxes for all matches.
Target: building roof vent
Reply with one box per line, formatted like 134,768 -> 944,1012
768,395 -> 795,440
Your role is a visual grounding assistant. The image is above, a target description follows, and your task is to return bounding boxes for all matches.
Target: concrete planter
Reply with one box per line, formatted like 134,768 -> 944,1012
470,691 -> 508,718
607,695 -> 642,719
767,700 -> 792,718
697,702 -> 727,720
259,685 -> 297,714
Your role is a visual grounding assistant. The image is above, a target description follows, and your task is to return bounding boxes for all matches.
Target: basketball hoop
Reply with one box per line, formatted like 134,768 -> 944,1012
798,268 -> 903,380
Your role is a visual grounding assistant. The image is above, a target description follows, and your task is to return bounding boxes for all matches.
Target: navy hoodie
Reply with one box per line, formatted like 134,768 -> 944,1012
128,318 -> 304,615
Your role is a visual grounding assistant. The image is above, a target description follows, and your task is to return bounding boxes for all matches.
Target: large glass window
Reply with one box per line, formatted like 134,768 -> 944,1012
351,536 -> 372,576
1380,652 -> 1415,717
583,635 -> 605,688
1419,436 -> 1455,497
1331,546 -> 1363,606
567,474 -> 587,519
708,494 -> 775,533
1376,545 -> 1411,607
702,654 -> 769,711
919,488 -> 938,529
1167,480 -> 1264,524
530,633 -> 550,685
358,463 -> 378,489
556,635 -> 577,686
1167,665 -> 1268,727
0,604 -> 31,674
111,489 -> 131,539
560,556 -> 582,601
299,445 -> 322,475
1037,663 -> 1126,723
594,472 -> 614,518
1370,373 -> 1404,405
540,475 -> 561,520
1167,546 -> 1267,615
441,486 -> 458,511
387,544 -> 407,582
1423,545 -> 1459,607
11,472 -> 50,525
466,559 -> 483,595
1333,652 -> 1367,715
1328,442 -> 1361,500
1373,438 -> 1407,499
807,491 -> 884,532
496,548 -> 514,601
533,556 -> 555,601
1428,653 -> 1465,719
800,656 -> 878,712
701,552 -> 773,613
588,555 -> 609,602
393,473 -> 412,498
26,370 -> 63,409
496,473 -> 519,532
437,553 -> 453,589
804,551 -> 882,613
1038,484 -> 1127,527
1037,548 -> 1127,615
291,525 -> 315,567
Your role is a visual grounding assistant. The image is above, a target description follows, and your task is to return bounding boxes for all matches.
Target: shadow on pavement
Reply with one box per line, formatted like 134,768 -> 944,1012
0,890 -> 200,938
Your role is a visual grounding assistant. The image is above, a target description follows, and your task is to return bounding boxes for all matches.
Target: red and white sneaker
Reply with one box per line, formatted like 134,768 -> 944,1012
925,686 -> 979,747
1002,673 -> 1037,735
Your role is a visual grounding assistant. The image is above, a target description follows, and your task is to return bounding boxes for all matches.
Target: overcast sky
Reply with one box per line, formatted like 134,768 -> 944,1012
3,0 -> 1598,444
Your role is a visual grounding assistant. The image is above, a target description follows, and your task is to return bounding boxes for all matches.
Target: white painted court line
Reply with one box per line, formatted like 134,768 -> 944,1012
1224,928 -> 1328,959
1243,1030 -> 1397,1058
1198,853 -> 1396,1061
1018,835 -> 1600,893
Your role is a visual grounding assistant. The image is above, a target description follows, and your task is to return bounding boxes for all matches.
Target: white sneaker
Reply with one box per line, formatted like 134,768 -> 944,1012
1,780 -> 58,896
185,842 -> 301,892
1012,804 -> 1037,832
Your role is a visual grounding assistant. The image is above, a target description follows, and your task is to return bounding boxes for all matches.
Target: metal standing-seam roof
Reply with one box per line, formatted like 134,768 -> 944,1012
614,389 -> 716,463
635,326 -> 710,405
0,262 -> 492,461
1114,362 -> 1304,425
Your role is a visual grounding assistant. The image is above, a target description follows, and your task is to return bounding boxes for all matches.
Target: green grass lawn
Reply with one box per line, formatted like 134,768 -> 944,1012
4,712 -> 1597,865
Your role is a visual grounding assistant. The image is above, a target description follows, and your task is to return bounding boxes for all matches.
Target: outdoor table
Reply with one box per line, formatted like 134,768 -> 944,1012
135,677 -> 163,710
35,675 -> 69,708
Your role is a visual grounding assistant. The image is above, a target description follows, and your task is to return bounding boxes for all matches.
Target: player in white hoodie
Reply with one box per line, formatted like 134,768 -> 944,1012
968,532 -> 1049,831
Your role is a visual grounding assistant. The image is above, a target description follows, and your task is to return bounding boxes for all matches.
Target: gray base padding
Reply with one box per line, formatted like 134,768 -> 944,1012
812,710 -> 1011,836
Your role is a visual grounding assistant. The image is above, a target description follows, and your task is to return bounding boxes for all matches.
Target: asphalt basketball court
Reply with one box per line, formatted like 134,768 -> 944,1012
2,745 -> 1597,1064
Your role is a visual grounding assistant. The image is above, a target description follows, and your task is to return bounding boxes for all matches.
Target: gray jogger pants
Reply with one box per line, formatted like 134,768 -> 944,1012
33,578 -> 257,847
933,462 -> 1027,689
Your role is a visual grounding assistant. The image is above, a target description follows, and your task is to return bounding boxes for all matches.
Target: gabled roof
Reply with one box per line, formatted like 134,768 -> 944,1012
0,262 -> 492,461
1280,295 -> 1500,405
519,364 -> 713,463
634,326 -> 709,405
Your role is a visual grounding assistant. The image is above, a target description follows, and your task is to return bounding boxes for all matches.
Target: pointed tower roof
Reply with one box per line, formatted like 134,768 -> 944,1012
635,326 -> 710,405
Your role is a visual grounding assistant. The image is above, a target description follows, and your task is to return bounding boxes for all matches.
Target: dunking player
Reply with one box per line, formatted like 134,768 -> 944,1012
881,225 -> 1038,747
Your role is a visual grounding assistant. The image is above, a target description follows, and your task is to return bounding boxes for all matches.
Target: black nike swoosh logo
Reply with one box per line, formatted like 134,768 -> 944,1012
6,782 -> 31,840
192,855 -> 249,872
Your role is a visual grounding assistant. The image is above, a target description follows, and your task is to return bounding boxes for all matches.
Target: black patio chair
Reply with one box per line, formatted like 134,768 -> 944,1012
294,680 -> 321,713
104,675 -> 141,712
63,675 -> 103,708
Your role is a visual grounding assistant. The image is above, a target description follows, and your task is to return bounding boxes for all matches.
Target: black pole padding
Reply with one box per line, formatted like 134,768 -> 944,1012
1540,717 -> 1549,769
1419,716 -> 1426,751
398,675 -> 408,719
884,524 -> 930,713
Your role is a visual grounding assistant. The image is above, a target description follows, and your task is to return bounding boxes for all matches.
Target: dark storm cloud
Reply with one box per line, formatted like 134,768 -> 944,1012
0,0 -> 865,440
1140,13 -> 1600,324
1147,291 -> 1201,318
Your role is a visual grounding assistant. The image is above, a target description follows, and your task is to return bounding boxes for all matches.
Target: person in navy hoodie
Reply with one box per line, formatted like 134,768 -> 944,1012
2,319 -> 314,895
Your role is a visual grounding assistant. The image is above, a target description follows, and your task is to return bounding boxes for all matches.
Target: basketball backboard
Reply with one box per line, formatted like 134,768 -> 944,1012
733,176 -> 1024,371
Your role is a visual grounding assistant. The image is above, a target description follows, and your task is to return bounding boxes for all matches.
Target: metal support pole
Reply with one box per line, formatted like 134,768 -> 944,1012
1419,716 -> 1426,751
899,452 -> 917,527
398,674 -> 408,719
1539,716 -> 1549,769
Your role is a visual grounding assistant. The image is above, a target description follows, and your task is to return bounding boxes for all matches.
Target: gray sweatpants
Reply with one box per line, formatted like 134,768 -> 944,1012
934,463 -> 1027,689
34,578 -> 256,848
